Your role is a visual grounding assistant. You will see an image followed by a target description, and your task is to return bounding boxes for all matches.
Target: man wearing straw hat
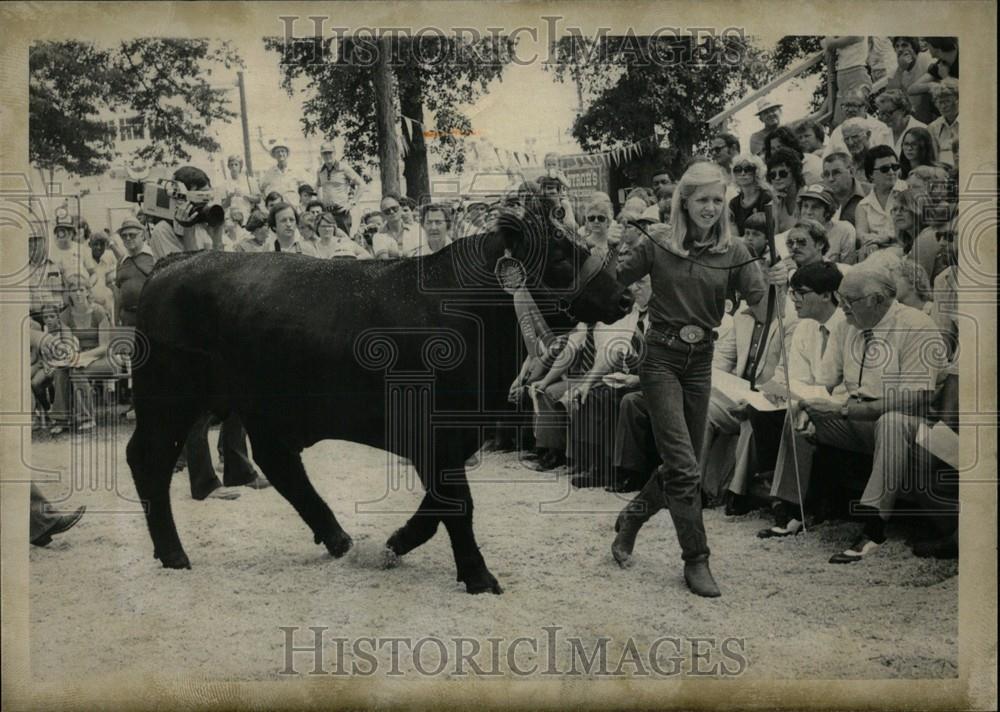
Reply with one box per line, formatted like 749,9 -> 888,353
259,139 -> 302,207
749,98 -> 783,157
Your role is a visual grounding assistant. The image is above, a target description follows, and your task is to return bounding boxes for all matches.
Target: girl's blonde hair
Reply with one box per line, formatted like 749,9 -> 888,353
668,161 -> 733,255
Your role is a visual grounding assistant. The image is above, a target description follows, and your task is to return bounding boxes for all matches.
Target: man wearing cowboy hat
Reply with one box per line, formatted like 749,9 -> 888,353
750,98 -> 783,157
316,141 -> 364,234
259,139 -> 303,207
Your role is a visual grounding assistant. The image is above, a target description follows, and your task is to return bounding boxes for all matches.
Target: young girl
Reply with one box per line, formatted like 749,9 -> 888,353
613,161 -> 783,597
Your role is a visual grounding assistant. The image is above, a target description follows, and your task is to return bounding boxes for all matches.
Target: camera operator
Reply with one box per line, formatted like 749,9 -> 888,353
147,166 -> 226,261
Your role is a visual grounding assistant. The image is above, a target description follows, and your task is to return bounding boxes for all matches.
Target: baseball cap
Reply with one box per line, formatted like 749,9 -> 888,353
797,184 -> 836,209
320,142 -> 335,153
117,218 -> 144,235
298,184 -> 317,196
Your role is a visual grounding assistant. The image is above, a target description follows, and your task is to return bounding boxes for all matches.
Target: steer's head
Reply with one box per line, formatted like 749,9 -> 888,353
495,182 -> 633,325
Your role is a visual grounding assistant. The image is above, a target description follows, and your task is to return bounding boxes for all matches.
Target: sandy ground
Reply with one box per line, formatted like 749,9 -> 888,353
27,424 -> 958,683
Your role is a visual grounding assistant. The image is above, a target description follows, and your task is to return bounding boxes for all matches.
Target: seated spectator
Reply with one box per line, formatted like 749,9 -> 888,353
855,145 -> 903,255
580,195 -> 614,261
910,37 -> 959,98
927,79 -> 958,167
739,213 -> 769,259
458,201 -> 490,239
825,88 -> 893,158
354,210 -> 383,253
904,167 -> 954,281
800,268 -> 943,563
796,185 -> 858,265
888,37 -> 936,123
48,273 -> 118,435
794,119 -> 826,158
298,206 -> 319,243
417,203 -> 453,256
899,126 -> 938,179
372,194 -> 420,259
838,118 -> 873,176
234,210 -> 275,253
30,303 -> 62,428
767,148 -> 806,233
297,183 -> 318,208
930,227 -> 959,359
729,153 -> 772,235
263,191 -> 284,211
822,152 -> 870,227
222,207 -> 250,250
314,210 -> 370,260
887,256 -> 934,315
765,126 -> 821,186
875,89 -> 928,160
399,196 -> 418,227
701,290 -> 796,504
759,262 -> 846,537
820,36 -> 872,125
269,202 -> 318,256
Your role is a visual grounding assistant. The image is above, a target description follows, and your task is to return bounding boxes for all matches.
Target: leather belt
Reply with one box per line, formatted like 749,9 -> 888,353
650,323 -> 715,344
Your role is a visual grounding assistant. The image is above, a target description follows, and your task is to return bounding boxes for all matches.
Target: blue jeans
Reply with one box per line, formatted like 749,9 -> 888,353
638,329 -> 714,561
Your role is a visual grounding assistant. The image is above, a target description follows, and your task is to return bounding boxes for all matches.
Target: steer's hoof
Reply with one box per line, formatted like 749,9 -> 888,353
156,549 -> 191,569
464,570 -> 503,595
322,531 -> 353,559
382,546 -> 401,569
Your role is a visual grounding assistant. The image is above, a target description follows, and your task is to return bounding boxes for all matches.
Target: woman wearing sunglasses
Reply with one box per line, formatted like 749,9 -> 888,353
765,147 -> 805,233
582,195 -> 614,261
612,161 -> 784,598
728,153 -> 771,236
856,145 -> 904,258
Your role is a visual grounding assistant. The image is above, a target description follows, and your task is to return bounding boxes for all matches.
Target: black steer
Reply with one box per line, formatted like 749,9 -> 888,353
126,188 -> 632,593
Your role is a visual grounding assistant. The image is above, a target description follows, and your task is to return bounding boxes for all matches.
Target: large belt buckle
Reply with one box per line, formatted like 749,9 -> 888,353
679,325 -> 705,344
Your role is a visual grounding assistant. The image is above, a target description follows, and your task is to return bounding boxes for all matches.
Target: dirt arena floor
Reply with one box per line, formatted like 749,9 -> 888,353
28,424 -> 958,682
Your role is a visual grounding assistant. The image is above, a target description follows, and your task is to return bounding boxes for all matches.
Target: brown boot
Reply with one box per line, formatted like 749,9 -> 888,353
611,475 -> 664,567
683,560 -> 721,597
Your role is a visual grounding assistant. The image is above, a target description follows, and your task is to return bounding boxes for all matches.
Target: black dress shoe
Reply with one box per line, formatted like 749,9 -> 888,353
724,493 -> 753,516
684,560 -> 721,597
570,470 -> 604,488
31,506 -> 86,546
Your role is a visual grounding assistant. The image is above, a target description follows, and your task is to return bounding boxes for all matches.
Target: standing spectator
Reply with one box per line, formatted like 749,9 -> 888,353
315,141 -> 363,234
217,154 -> 260,218
801,269 -> 941,564
728,153 -> 771,236
821,36 -> 872,126
643,167 -> 675,222
537,176 -> 578,232
258,142 -> 302,206
48,274 -> 117,435
875,89 -> 927,159
898,126 -> 939,179
796,186 -> 858,265
710,132 -> 741,175
234,210 -> 275,253
269,203 -> 318,256
580,195 -> 613,261
371,194 -> 419,259
48,214 -> 95,288
28,231 -> 64,317
822,152 -> 869,227
927,79 -> 959,167
458,201 -> 490,239
148,166 -> 224,260
855,145 -> 902,254
750,98 -> 783,156
767,147 -> 806,233
825,89 -> 893,157
87,232 -> 117,321
112,219 -> 154,328
867,37 -> 898,83
888,37 -> 936,123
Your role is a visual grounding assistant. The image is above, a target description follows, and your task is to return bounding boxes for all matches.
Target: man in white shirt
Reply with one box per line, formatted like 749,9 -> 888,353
372,194 -> 420,259
258,143 -> 303,207
825,89 -> 893,158
801,268 -> 942,563
927,79 -> 958,167
758,262 -> 845,537
269,203 -> 318,256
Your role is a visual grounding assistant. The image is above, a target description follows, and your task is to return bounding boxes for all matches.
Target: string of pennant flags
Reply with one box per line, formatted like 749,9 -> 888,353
400,113 -> 659,169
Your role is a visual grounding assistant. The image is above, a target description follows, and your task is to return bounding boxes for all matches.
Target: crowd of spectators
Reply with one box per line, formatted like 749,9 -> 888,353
27,35 -> 962,561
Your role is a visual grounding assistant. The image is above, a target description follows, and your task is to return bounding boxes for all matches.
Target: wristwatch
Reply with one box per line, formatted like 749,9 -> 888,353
840,402 -> 851,419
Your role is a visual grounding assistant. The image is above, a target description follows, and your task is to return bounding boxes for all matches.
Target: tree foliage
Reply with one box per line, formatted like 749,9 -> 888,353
29,39 -> 243,177
265,34 -> 515,177
547,33 -> 827,174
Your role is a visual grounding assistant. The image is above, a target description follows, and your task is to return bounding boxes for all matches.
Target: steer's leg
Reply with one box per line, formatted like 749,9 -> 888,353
437,467 -> 503,595
247,432 -> 352,558
127,407 -> 199,569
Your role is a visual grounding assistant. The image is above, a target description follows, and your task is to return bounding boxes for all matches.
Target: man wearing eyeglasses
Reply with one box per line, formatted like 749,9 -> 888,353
758,262 -> 846,538
825,88 -> 893,159
874,89 -> 928,160
800,268 -> 941,563
822,153 -> 870,228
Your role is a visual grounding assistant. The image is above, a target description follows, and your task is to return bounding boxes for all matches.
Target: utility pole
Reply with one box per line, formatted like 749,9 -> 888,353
374,36 -> 401,196
237,71 -> 254,176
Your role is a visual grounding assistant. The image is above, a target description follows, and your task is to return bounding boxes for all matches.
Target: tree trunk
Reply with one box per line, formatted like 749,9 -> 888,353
374,36 -> 401,196
399,75 -> 430,203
